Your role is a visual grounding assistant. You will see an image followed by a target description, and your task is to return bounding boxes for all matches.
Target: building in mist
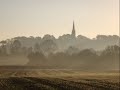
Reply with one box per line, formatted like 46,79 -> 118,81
71,21 -> 76,38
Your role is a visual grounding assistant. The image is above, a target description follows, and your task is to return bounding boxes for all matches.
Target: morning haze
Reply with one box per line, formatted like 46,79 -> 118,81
0,0 -> 119,89
0,0 -> 119,40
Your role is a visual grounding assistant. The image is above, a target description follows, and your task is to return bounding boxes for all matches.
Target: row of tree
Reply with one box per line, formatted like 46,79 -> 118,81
0,39 -> 58,56
0,38 -> 119,70
2,34 -> 119,52
0,40 -> 22,55
27,45 -> 119,70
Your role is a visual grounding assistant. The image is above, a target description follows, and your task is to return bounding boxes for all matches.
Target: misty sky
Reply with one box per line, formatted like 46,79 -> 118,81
0,0 -> 119,40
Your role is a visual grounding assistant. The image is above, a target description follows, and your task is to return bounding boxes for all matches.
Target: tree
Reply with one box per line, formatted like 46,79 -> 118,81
0,40 -> 7,46
0,40 -> 7,55
99,45 -> 119,70
10,40 -> 22,54
34,43 -> 40,52
40,40 -> 58,55
101,45 -> 119,56
66,46 -> 79,55
43,34 -> 56,41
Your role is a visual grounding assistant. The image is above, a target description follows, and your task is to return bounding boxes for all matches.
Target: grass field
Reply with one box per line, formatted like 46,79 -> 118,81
0,69 -> 119,90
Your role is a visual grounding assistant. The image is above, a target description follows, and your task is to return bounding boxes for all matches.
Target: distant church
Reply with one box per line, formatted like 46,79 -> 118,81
71,21 -> 76,37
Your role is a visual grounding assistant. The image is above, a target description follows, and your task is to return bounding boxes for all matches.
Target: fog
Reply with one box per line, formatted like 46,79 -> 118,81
0,33 -> 119,71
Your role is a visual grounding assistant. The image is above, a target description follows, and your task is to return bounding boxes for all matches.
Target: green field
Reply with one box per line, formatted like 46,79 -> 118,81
0,70 -> 119,90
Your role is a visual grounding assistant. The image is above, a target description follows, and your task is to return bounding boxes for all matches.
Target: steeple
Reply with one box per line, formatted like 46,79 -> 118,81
72,21 -> 76,37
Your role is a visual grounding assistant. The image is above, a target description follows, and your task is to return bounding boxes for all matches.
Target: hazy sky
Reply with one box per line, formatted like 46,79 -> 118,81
0,0 -> 119,40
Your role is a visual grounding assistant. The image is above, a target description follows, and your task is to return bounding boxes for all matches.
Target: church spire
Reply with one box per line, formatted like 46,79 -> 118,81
72,21 -> 76,37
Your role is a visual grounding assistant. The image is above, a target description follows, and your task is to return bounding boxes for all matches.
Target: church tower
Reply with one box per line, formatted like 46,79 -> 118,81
71,21 -> 76,37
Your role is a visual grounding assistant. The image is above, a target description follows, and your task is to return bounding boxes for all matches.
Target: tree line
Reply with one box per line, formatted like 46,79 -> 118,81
27,45 -> 119,70
0,38 -> 119,70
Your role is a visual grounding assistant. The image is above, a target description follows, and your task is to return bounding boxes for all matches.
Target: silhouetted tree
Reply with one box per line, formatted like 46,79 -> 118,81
34,43 -> 40,52
40,40 -> 58,55
66,46 -> 79,55
10,40 -> 22,54
0,40 -> 7,55
101,45 -> 119,56
43,34 -> 56,41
